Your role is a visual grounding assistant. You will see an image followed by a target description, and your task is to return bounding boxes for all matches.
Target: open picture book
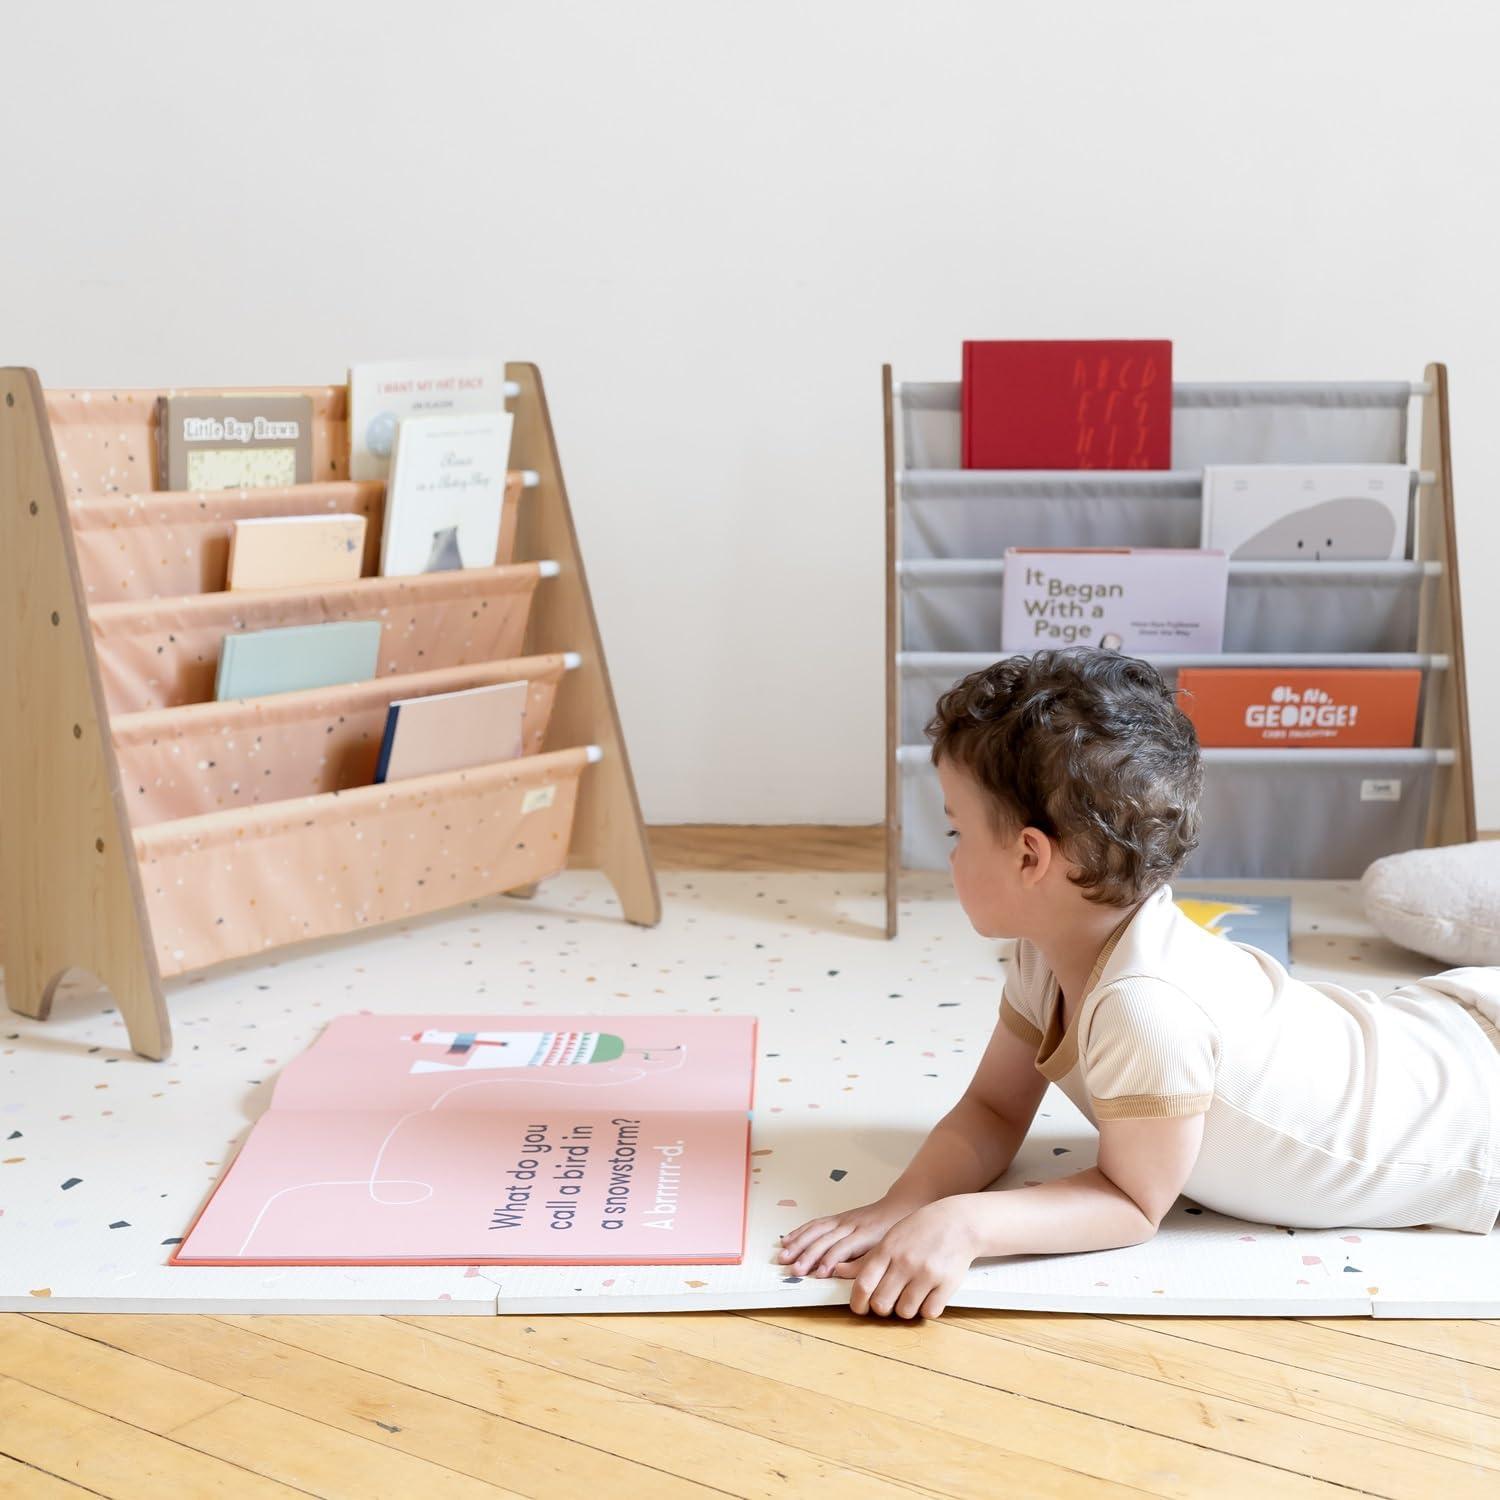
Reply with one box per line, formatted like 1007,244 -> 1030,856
171,1014 -> 757,1266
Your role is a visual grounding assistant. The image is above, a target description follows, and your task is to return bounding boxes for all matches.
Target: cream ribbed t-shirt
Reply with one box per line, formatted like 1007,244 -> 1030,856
999,885 -> 1500,1234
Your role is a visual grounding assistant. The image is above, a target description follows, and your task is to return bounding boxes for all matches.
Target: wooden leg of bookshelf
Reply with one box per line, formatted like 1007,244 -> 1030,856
15,959 -> 170,1063
1417,362 -> 1477,846
0,367 -> 171,1061
506,362 -> 661,930
591,776 -> 662,927
883,364 -> 900,940
107,965 -> 171,1063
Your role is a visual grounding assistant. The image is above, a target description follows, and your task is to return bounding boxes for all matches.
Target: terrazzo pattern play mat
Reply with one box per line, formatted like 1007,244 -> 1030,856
2,871 -> 1496,1317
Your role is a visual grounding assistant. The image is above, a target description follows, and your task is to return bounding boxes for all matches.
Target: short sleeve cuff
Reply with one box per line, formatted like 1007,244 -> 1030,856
1091,1091 -> 1213,1121
1000,997 -> 1042,1048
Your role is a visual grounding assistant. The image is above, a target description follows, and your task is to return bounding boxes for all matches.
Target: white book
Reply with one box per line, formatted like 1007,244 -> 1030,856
1200,464 -> 1411,561
379,412 -> 513,576
1001,548 -> 1228,654
347,358 -> 509,482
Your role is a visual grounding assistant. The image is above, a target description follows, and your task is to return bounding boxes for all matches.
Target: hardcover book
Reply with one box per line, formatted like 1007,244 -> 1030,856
348,359 -> 509,482
1174,893 -> 1292,968
159,395 -> 314,491
215,620 -> 382,701
380,412 -> 512,576
1176,667 -> 1422,749
1199,464 -> 1412,561
170,1013 -> 758,1266
961,340 -> 1172,470
375,679 -> 529,783
226,514 -> 366,591
1001,547 -> 1227,654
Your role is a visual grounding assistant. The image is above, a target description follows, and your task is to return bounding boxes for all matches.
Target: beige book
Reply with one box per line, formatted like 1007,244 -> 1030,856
375,679 -> 529,783
227,515 -> 367,591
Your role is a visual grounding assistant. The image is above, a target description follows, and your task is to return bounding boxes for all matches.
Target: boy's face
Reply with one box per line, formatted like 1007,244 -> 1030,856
936,755 -> 1053,940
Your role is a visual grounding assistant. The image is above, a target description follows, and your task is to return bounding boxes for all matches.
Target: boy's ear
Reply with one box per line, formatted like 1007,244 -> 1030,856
1018,826 -> 1052,882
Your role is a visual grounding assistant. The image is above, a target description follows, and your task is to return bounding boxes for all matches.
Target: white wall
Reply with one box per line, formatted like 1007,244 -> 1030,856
4,1 -> 1497,825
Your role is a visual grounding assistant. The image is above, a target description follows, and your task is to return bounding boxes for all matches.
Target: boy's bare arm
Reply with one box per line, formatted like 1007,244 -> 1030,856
884,1016 -> 1049,1207
954,1110 -> 1208,1254
779,1015 -> 1049,1278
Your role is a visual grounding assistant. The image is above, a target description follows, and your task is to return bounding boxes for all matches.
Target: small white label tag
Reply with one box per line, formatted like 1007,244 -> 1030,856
521,784 -> 557,814
1361,778 -> 1402,803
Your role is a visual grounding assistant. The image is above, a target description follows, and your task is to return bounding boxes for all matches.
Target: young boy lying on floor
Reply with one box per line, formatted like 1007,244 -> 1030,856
779,648 -> 1500,1320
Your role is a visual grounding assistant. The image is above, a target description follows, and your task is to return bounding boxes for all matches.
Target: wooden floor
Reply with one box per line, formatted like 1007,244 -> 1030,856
3,826 -> 1498,1499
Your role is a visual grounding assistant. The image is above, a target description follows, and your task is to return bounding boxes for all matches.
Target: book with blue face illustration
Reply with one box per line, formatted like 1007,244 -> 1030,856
1174,893 -> 1291,968
215,620 -> 382,700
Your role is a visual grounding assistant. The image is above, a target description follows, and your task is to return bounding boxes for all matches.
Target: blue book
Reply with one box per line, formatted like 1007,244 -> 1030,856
1174,893 -> 1292,968
215,620 -> 382,701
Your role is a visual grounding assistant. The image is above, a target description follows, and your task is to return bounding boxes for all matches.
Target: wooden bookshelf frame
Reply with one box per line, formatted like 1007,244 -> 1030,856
0,362 -> 659,1060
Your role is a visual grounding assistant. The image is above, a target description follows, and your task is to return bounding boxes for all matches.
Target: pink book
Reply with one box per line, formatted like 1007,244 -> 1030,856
170,1014 -> 758,1266
374,678 -> 528,783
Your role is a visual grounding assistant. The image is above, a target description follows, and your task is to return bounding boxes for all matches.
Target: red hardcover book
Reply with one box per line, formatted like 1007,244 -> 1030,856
961,340 -> 1173,470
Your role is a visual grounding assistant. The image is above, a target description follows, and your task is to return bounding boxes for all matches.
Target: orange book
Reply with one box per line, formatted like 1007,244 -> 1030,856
1177,668 -> 1421,748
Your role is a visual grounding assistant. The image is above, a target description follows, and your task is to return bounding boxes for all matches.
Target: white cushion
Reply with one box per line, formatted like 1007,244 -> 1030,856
1361,841 -> 1500,965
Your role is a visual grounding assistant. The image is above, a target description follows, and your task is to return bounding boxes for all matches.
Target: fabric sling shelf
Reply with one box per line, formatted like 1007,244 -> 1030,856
0,364 -> 660,1059
881,365 -> 1476,937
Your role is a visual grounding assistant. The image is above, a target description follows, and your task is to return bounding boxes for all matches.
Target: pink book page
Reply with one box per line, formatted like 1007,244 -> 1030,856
171,1014 -> 757,1266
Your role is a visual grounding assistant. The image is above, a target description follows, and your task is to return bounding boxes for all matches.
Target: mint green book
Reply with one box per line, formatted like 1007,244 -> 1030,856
214,620 -> 382,701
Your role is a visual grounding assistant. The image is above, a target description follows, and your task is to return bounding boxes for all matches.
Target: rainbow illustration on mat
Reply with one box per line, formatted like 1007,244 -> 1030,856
403,1028 -> 685,1073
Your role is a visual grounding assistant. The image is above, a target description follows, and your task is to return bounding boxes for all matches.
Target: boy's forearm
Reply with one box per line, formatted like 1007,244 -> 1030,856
953,1167 -> 1156,1257
884,1096 -> 1027,1208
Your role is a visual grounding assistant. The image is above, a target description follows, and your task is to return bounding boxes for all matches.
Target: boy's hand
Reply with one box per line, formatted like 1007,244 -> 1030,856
777,1195 -> 923,1278
834,1197 -> 979,1320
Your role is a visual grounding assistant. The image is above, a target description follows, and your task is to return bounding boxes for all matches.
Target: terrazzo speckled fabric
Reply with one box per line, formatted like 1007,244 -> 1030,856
113,655 -> 568,825
90,564 -> 545,714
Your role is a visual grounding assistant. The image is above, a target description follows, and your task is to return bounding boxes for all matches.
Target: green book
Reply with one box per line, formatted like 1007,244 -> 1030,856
215,621 -> 382,701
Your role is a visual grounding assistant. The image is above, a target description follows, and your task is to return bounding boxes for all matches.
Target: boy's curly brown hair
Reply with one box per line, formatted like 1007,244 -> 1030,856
925,649 -> 1203,907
